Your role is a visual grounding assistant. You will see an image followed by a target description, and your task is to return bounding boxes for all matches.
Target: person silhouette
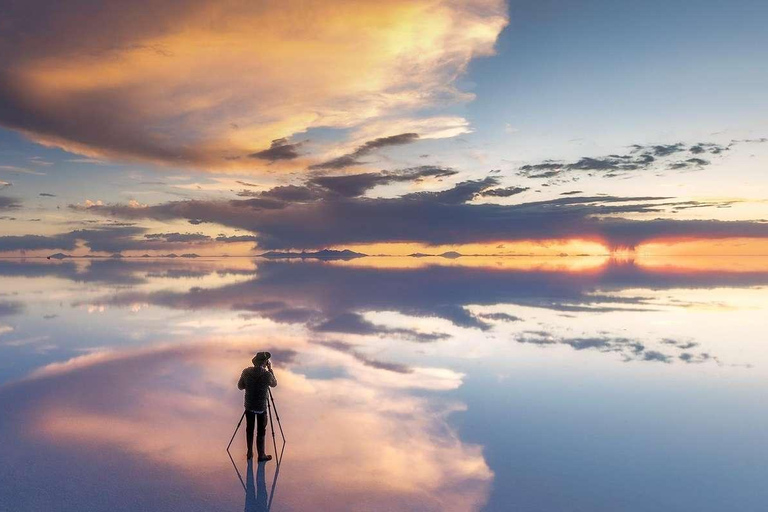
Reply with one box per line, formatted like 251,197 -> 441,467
238,352 -> 278,461
244,460 -> 270,512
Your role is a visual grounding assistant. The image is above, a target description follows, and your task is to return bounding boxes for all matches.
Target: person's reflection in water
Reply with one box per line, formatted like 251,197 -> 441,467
245,460 -> 269,512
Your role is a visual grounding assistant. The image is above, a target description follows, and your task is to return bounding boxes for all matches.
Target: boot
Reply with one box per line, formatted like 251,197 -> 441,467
256,434 -> 272,462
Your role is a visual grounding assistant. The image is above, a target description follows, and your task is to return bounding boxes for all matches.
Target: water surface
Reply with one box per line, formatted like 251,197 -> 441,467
1,256 -> 766,511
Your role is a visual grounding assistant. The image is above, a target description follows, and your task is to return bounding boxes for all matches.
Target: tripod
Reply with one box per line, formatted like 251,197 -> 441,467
227,389 -> 286,461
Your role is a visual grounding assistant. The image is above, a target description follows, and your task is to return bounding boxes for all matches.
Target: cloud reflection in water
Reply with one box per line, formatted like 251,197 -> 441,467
0,337 -> 490,511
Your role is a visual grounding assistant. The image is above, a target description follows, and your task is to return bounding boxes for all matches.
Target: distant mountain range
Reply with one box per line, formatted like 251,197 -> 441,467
47,252 -> 201,259
259,249 -> 367,260
408,251 -> 463,259
43,250 -> 527,261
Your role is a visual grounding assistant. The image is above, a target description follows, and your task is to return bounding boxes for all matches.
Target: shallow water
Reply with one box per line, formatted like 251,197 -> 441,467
1,256 -> 766,511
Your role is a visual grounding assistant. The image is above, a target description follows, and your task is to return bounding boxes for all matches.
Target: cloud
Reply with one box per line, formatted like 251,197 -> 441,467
0,165 -> 46,176
310,133 -> 420,170
403,177 -> 500,204
668,158 -> 709,170
518,141 -> 732,180
143,232 -> 211,243
0,301 -> 23,317
0,196 -> 21,209
80,182 -> 768,250
0,0 -> 507,168
631,143 -> 687,157
317,340 -> 415,374
39,192 -> 56,197
0,233 -> 78,252
0,340 -> 488,510
248,138 -> 303,162
0,180 -> 11,189
309,166 -> 458,197
478,312 -> 521,322
235,166 -> 457,201
0,225 -> 260,254
58,258 -> 766,371
215,234 -> 260,243
515,331 -> 713,364
479,186 -> 529,197
315,312 -> 449,342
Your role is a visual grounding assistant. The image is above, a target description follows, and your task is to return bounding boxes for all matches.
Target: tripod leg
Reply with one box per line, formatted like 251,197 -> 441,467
268,389 -> 286,443
227,411 -> 246,452
267,398 -> 279,461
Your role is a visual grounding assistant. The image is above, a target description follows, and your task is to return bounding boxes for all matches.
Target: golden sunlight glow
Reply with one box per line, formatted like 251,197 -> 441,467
336,239 -> 611,257
638,237 -> 768,257
328,255 -> 610,272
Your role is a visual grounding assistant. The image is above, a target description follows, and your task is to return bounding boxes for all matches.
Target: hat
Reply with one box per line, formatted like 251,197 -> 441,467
252,351 -> 271,365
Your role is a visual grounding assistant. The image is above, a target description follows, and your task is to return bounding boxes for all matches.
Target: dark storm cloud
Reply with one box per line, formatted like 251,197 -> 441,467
0,196 -> 21,209
519,141 -> 732,180
309,133 -> 420,170
248,138 -> 302,161
81,187 -> 768,250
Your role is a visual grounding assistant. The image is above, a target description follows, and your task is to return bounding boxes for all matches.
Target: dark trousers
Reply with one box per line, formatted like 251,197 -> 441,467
245,410 -> 268,455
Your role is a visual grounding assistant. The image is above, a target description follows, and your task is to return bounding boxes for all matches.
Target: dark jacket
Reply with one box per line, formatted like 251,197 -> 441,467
238,365 -> 277,411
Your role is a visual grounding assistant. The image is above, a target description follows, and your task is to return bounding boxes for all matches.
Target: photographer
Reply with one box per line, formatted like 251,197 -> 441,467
237,352 -> 278,461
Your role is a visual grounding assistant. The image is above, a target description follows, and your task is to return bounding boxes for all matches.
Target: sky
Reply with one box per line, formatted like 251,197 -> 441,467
1,0 -> 767,257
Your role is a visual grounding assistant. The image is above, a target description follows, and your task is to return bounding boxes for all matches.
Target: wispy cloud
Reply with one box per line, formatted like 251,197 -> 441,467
310,133 -> 420,170
0,165 -> 46,176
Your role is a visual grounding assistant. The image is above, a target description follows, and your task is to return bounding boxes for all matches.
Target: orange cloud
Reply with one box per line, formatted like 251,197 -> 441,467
0,0 -> 508,170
